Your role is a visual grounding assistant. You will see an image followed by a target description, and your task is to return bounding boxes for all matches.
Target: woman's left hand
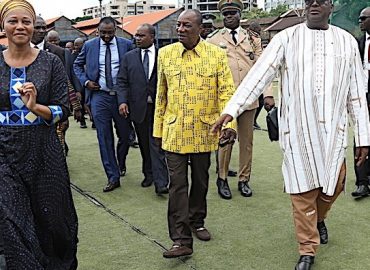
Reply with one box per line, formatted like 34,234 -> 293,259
18,82 -> 37,111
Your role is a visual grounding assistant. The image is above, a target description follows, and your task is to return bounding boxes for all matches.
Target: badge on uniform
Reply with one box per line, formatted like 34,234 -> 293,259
219,42 -> 227,49
246,52 -> 255,60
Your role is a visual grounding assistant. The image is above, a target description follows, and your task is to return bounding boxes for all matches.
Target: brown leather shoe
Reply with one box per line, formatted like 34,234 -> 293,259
103,182 -> 120,192
163,243 -> 193,258
192,227 -> 211,241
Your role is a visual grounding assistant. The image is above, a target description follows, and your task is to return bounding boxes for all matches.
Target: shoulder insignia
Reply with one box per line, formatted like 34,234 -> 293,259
207,29 -> 220,39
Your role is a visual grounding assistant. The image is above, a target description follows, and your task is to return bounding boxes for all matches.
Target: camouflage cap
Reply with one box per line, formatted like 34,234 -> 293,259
202,13 -> 216,24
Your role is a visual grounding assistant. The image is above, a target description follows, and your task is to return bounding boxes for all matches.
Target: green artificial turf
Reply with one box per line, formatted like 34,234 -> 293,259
66,112 -> 370,270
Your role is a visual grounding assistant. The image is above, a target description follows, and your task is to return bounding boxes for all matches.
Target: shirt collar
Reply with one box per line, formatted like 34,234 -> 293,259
141,43 -> 155,54
30,40 -> 44,50
226,26 -> 241,35
180,39 -> 204,57
366,32 -> 370,40
101,36 -> 117,46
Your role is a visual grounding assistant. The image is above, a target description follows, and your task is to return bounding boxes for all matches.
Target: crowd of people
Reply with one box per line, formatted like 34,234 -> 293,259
0,0 -> 369,269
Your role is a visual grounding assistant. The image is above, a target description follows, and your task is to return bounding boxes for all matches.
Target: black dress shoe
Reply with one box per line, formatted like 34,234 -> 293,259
120,168 -> 126,177
295,255 -> 314,270
129,141 -> 139,148
216,178 -> 232,199
238,181 -> 252,197
351,185 -> 370,197
141,178 -> 153,187
80,119 -> 87,128
227,170 -> 237,177
156,186 -> 169,195
103,181 -> 120,192
253,123 -> 261,130
317,220 -> 328,244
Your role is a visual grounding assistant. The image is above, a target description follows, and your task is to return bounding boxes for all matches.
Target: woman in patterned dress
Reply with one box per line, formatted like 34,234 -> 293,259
0,1 -> 78,269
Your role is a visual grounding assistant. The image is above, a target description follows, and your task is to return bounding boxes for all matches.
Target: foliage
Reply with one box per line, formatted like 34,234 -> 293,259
242,4 -> 289,20
72,16 -> 93,23
331,0 -> 370,36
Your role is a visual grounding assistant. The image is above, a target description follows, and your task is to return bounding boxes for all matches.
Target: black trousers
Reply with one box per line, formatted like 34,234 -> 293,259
165,151 -> 211,248
133,104 -> 168,188
353,142 -> 370,186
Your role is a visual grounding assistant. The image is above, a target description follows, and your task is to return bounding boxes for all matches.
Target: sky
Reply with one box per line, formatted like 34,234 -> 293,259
28,0 -> 266,20
28,0 -> 177,19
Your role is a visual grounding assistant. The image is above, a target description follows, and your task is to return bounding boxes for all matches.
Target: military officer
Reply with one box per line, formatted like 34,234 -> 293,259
207,0 -> 275,200
200,13 -> 216,39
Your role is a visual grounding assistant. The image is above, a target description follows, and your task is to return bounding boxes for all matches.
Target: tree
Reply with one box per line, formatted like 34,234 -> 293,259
242,4 -> 289,20
331,0 -> 370,36
72,16 -> 93,23
242,8 -> 269,19
269,4 -> 289,17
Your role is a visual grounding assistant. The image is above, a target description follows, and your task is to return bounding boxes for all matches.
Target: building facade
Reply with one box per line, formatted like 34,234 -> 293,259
183,0 -> 257,14
83,0 -> 176,18
264,0 -> 304,11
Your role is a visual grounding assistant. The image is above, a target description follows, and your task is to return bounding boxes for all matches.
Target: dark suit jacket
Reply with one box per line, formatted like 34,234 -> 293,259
357,34 -> 370,105
73,37 -> 132,105
67,51 -> 83,92
117,47 -> 158,124
44,42 -> 65,65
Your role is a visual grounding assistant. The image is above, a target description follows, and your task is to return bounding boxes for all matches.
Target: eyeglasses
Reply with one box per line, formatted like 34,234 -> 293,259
34,26 -> 47,30
304,0 -> 331,6
222,10 -> 238,17
359,16 -> 370,21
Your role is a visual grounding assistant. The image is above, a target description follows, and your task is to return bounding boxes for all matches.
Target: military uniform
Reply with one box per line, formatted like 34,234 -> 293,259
207,0 -> 273,192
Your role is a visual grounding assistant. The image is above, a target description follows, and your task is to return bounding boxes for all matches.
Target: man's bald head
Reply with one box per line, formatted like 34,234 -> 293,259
359,7 -> 370,33
74,38 -> 85,53
46,30 -> 60,46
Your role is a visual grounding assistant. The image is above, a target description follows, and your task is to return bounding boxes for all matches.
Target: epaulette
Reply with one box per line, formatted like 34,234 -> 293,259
207,28 -> 220,39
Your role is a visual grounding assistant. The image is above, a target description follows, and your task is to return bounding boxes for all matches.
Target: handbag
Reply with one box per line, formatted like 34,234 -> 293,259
266,106 -> 279,141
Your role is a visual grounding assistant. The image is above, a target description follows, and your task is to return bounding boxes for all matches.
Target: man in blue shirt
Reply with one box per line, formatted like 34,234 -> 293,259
74,17 -> 132,192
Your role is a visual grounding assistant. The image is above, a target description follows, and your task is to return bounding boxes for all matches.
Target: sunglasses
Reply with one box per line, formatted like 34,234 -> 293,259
305,0 -> 331,6
359,16 -> 370,21
222,10 -> 238,17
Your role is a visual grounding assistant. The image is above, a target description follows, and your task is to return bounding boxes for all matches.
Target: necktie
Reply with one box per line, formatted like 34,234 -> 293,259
105,43 -> 113,89
143,49 -> 149,80
230,30 -> 237,45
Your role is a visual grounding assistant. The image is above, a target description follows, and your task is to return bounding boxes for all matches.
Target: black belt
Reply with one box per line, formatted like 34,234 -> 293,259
99,90 -> 117,96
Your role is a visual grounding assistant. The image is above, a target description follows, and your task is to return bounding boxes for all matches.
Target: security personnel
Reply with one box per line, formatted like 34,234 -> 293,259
200,13 -> 216,39
207,0 -> 274,200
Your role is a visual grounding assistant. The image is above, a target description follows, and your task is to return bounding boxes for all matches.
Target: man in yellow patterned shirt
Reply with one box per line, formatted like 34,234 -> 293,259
153,9 -> 236,258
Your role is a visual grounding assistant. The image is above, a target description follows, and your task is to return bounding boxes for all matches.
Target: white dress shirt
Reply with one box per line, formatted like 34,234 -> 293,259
223,23 -> 370,196
226,26 -> 241,43
141,44 -> 155,79
30,40 -> 45,50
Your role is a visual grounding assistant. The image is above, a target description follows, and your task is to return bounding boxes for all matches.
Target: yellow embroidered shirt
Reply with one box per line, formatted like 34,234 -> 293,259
153,40 -> 236,154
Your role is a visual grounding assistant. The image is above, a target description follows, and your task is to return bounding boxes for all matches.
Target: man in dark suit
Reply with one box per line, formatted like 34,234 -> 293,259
71,38 -> 88,128
353,7 -> 370,197
31,17 -> 65,63
74,17 -> 132,192
117,24 -> 169,195
32,18 -> 82,155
